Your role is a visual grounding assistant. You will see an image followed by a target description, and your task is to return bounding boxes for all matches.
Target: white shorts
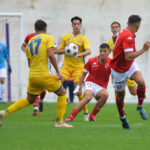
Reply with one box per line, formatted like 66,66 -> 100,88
111,62 -> 140,91
0,68 -> 7,78
84,82 -> 104,98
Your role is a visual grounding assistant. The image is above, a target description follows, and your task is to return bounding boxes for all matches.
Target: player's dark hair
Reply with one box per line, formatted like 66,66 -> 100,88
111,21 -> 121,28
34,19 -> 47,31
99,43 -> 110,49
71,16 -> 82,23
128,15 -> 141,24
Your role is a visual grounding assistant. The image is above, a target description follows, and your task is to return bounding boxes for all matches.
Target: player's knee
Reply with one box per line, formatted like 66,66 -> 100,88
56,87 -> 66,96
130,89 -> 137,96
0,78 -> 5,84
136,79 -> 145,87
101,92 -> 109,101
27,95 -> 37,104
84,93 -> 92,102
101,89 -> 109,97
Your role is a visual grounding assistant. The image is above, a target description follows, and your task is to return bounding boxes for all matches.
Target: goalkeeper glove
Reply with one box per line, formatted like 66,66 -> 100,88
8,64 -> 12,73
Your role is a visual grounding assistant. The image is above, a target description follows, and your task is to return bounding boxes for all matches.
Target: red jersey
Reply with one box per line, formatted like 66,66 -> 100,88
110,28 -> 136,72
84,56 -> 111,89
24,33 -> 36,45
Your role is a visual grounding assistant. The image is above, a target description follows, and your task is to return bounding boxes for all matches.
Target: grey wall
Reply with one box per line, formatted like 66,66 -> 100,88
0,0 -> 150,103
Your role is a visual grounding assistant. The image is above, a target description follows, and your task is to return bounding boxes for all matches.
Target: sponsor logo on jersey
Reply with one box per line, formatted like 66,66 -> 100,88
91,62 -> 99,68
128,37 -> 132,40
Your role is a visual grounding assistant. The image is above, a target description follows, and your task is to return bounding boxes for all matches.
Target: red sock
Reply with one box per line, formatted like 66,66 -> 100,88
116,96 -> 125,117
69,109 -> 78,119
137,86 -> 146,106
33,96 -> 39,107
40,90 -> 46,100
90,106 -> 100,117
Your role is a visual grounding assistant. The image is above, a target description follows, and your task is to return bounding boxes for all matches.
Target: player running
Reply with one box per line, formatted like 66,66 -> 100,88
0,42 -> 12,103
65,43 -> 111,122
110,15 -> 150,129
0,19 -> 72,127
107,21 -> 137,95
55,16 -> 91,121
21,33 -> 46,116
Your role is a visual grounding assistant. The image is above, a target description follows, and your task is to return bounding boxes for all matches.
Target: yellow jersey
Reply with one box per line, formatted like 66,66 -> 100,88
58,33 -> 90,68
107,38 -> 114,52
26,33 -> 55,77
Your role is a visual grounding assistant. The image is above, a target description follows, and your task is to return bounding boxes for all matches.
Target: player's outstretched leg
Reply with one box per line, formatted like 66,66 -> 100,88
65,108 -> 78,122
0,98 -> 30,127
137,86 -> 148,120
66,92 -> 92,122
115,93 -> 130,129
78,93 -> 89,121
89,89 -> 108,122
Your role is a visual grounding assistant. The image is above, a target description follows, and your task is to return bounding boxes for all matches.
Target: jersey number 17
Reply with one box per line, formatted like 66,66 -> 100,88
29,38 -> 42,56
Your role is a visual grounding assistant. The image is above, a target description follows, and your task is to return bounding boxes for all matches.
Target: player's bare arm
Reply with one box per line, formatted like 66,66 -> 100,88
27,59 -> 30,68
54,48 -> 65,55
125,41 -> 150,61
48,47 -> 64,82
75,48 -> 91,59
21,43 -> 27,53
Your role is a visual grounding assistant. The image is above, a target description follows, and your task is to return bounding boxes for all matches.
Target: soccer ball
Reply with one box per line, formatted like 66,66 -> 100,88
65,43 -> 78,57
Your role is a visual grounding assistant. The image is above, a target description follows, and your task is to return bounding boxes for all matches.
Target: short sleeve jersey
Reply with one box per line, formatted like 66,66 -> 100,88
24,33 -> 36,45
107,38 -> 114,52
26,33 -> 55,76
0,43 -> 9,68
58,33 -> 90,68
110,29 -> 136,72
84,56 -> 111,89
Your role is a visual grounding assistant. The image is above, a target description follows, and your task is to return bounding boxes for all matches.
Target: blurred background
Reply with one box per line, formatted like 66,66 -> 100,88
0,0 -> 150,103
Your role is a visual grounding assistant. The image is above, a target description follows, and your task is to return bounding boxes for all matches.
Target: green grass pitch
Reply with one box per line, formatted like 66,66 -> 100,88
0,102 -> 150,150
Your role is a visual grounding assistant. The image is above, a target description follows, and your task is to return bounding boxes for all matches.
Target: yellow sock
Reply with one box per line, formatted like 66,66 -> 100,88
5,99 -> 30,116
78,93 -> 88,114
56,94 -> 67,124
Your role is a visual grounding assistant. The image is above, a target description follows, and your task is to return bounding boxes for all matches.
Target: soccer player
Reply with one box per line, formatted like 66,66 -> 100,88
0,42 -> 12,103
110,15 -> 150,129
65,43 -> 111,122
0,19 -> 72,127
107,21 -> 137,96
21,33 -> 46,116
55,16 -> 91,121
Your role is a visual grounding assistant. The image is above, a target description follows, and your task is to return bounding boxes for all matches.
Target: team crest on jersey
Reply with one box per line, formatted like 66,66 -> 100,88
78,39 -> 81,43
0,46 -> 1,50
67,38 -> 70,42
